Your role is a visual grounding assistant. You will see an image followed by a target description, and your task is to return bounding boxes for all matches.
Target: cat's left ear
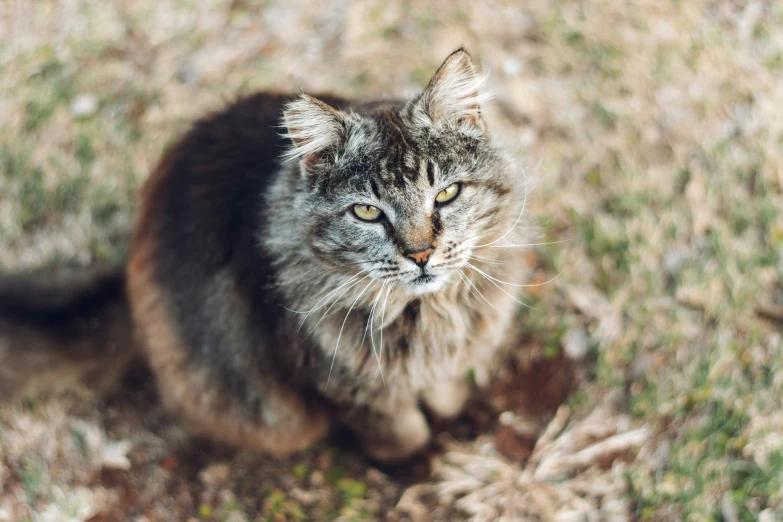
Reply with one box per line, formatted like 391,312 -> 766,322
417,48 -> 486,133
282,94 -> 347,168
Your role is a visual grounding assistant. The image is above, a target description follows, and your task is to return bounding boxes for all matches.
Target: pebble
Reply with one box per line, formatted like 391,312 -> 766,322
662,247 -> 688,275
310,470 -> 326,487
177,61 -> 200,85
563,327 -> 589,360
499,410 -> 516,426
70,94 -> 98,118
290,487 -> 318,506
198,462 -> 231,486
480,442 -> 498,456
503,57 -> 523,76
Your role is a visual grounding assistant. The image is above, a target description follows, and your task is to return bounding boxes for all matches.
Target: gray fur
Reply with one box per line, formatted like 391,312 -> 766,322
265,49 -> 533,459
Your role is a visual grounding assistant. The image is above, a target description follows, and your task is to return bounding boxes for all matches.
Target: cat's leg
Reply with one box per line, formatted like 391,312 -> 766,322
421,378 -> 471,419
340,402 -> 430,462
128,255 -> 329,456
154,361 -> 330,455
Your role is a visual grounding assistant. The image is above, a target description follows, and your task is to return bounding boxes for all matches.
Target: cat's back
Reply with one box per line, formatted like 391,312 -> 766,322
132,91 -> 350,263
128,91 -> 349,351
135,92 -> 293,257
129,92 -> 291,310
127,92 -> 324,374
124,92 -> 337,452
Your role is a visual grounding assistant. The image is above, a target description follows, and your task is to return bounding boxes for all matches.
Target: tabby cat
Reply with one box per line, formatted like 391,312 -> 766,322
0,49 -> 532,461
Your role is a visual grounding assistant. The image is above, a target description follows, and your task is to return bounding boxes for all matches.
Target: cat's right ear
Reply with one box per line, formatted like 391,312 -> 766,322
281,95 -> 346,169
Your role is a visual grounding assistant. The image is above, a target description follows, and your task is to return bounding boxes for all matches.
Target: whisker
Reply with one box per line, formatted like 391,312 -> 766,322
464,261 -> 561,288
477,271 -> 533,309
296,275 -> 364,335
467,254 -> 506,265
320,257 -> 392,269
303,274 -> 371,340
284,273 -> 361,315
479,239 -> 573,250
377,272 -> 414,282
276,258 -> 393,288
362,281 -> 385,379
376,283 -> 392,378
327,279 -> 375,388
474,165 -> 529,248
431,260 -> 464,269
368,282 -> 387,389
455,269 -> 479,303
359,282 -> 383,350
274,268 -> 340,287
515,271 -> 563,288
456,268 -> 503,314
464,263 -> 533,310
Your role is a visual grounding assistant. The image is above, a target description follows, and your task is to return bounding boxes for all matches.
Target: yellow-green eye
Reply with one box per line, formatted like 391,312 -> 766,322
435,183 -> 460,204
353,204 -> 382,221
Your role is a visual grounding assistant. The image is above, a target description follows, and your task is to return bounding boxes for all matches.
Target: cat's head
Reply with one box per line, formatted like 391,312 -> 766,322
281,49 -> 524,296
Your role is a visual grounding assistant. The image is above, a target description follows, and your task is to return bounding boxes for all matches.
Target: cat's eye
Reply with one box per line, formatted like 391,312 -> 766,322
353,204 -> 383,222
435,183 -> 460,204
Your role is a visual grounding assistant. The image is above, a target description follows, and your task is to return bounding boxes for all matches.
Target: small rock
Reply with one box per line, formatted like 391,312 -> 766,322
100,440 -> 132,470
503,57 -> 523,76
198,462 -> 231,487
563,327 -> 589,360
71,94 -> 98,118
498,411 -> 516,426
310,470 -> 325,487
177,61 -> 200,85
290,487 -> 318,506
662,248 -> 689,275
366,468 -> 387,482
479,442 -> 497,455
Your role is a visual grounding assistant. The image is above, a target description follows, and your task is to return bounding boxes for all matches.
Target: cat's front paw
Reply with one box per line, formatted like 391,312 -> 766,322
361,407 -> 430,463
421,379 -> 471,419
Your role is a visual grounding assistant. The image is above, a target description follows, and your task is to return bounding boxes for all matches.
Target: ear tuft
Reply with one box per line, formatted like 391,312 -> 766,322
281,95 -> 346,164
419,49 -> 488,131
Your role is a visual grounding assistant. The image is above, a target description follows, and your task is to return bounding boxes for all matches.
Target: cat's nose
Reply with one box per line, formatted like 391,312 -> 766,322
405,246 -> 435,268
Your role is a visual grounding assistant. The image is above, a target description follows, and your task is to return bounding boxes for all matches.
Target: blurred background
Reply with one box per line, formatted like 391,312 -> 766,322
1,1 -> 782,521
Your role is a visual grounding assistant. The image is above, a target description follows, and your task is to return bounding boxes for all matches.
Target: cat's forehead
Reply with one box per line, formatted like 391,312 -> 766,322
338,107 -> 468,192
366,108 -> 424,168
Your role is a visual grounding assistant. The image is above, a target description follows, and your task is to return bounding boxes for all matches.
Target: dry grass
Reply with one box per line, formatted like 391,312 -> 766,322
1,0 -> 782,520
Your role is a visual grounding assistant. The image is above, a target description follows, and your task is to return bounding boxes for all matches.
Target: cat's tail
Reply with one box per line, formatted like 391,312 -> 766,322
0,264 -> 141,401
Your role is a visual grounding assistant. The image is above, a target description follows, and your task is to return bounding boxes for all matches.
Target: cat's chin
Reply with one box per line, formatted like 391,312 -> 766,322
406,272 -> 449,296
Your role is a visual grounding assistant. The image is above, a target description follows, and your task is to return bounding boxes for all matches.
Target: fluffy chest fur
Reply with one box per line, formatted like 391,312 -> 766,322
305,268 -> 523,407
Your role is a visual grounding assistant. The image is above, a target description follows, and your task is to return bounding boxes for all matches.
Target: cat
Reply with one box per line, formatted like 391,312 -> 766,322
0,48 -> 532,462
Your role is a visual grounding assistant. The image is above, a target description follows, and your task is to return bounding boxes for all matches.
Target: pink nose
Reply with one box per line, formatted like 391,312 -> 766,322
406,247 -> 435,267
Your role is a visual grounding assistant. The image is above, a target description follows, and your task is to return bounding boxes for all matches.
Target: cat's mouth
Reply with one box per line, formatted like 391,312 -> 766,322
412,273 -> 435,285
407,270 -> 448,295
